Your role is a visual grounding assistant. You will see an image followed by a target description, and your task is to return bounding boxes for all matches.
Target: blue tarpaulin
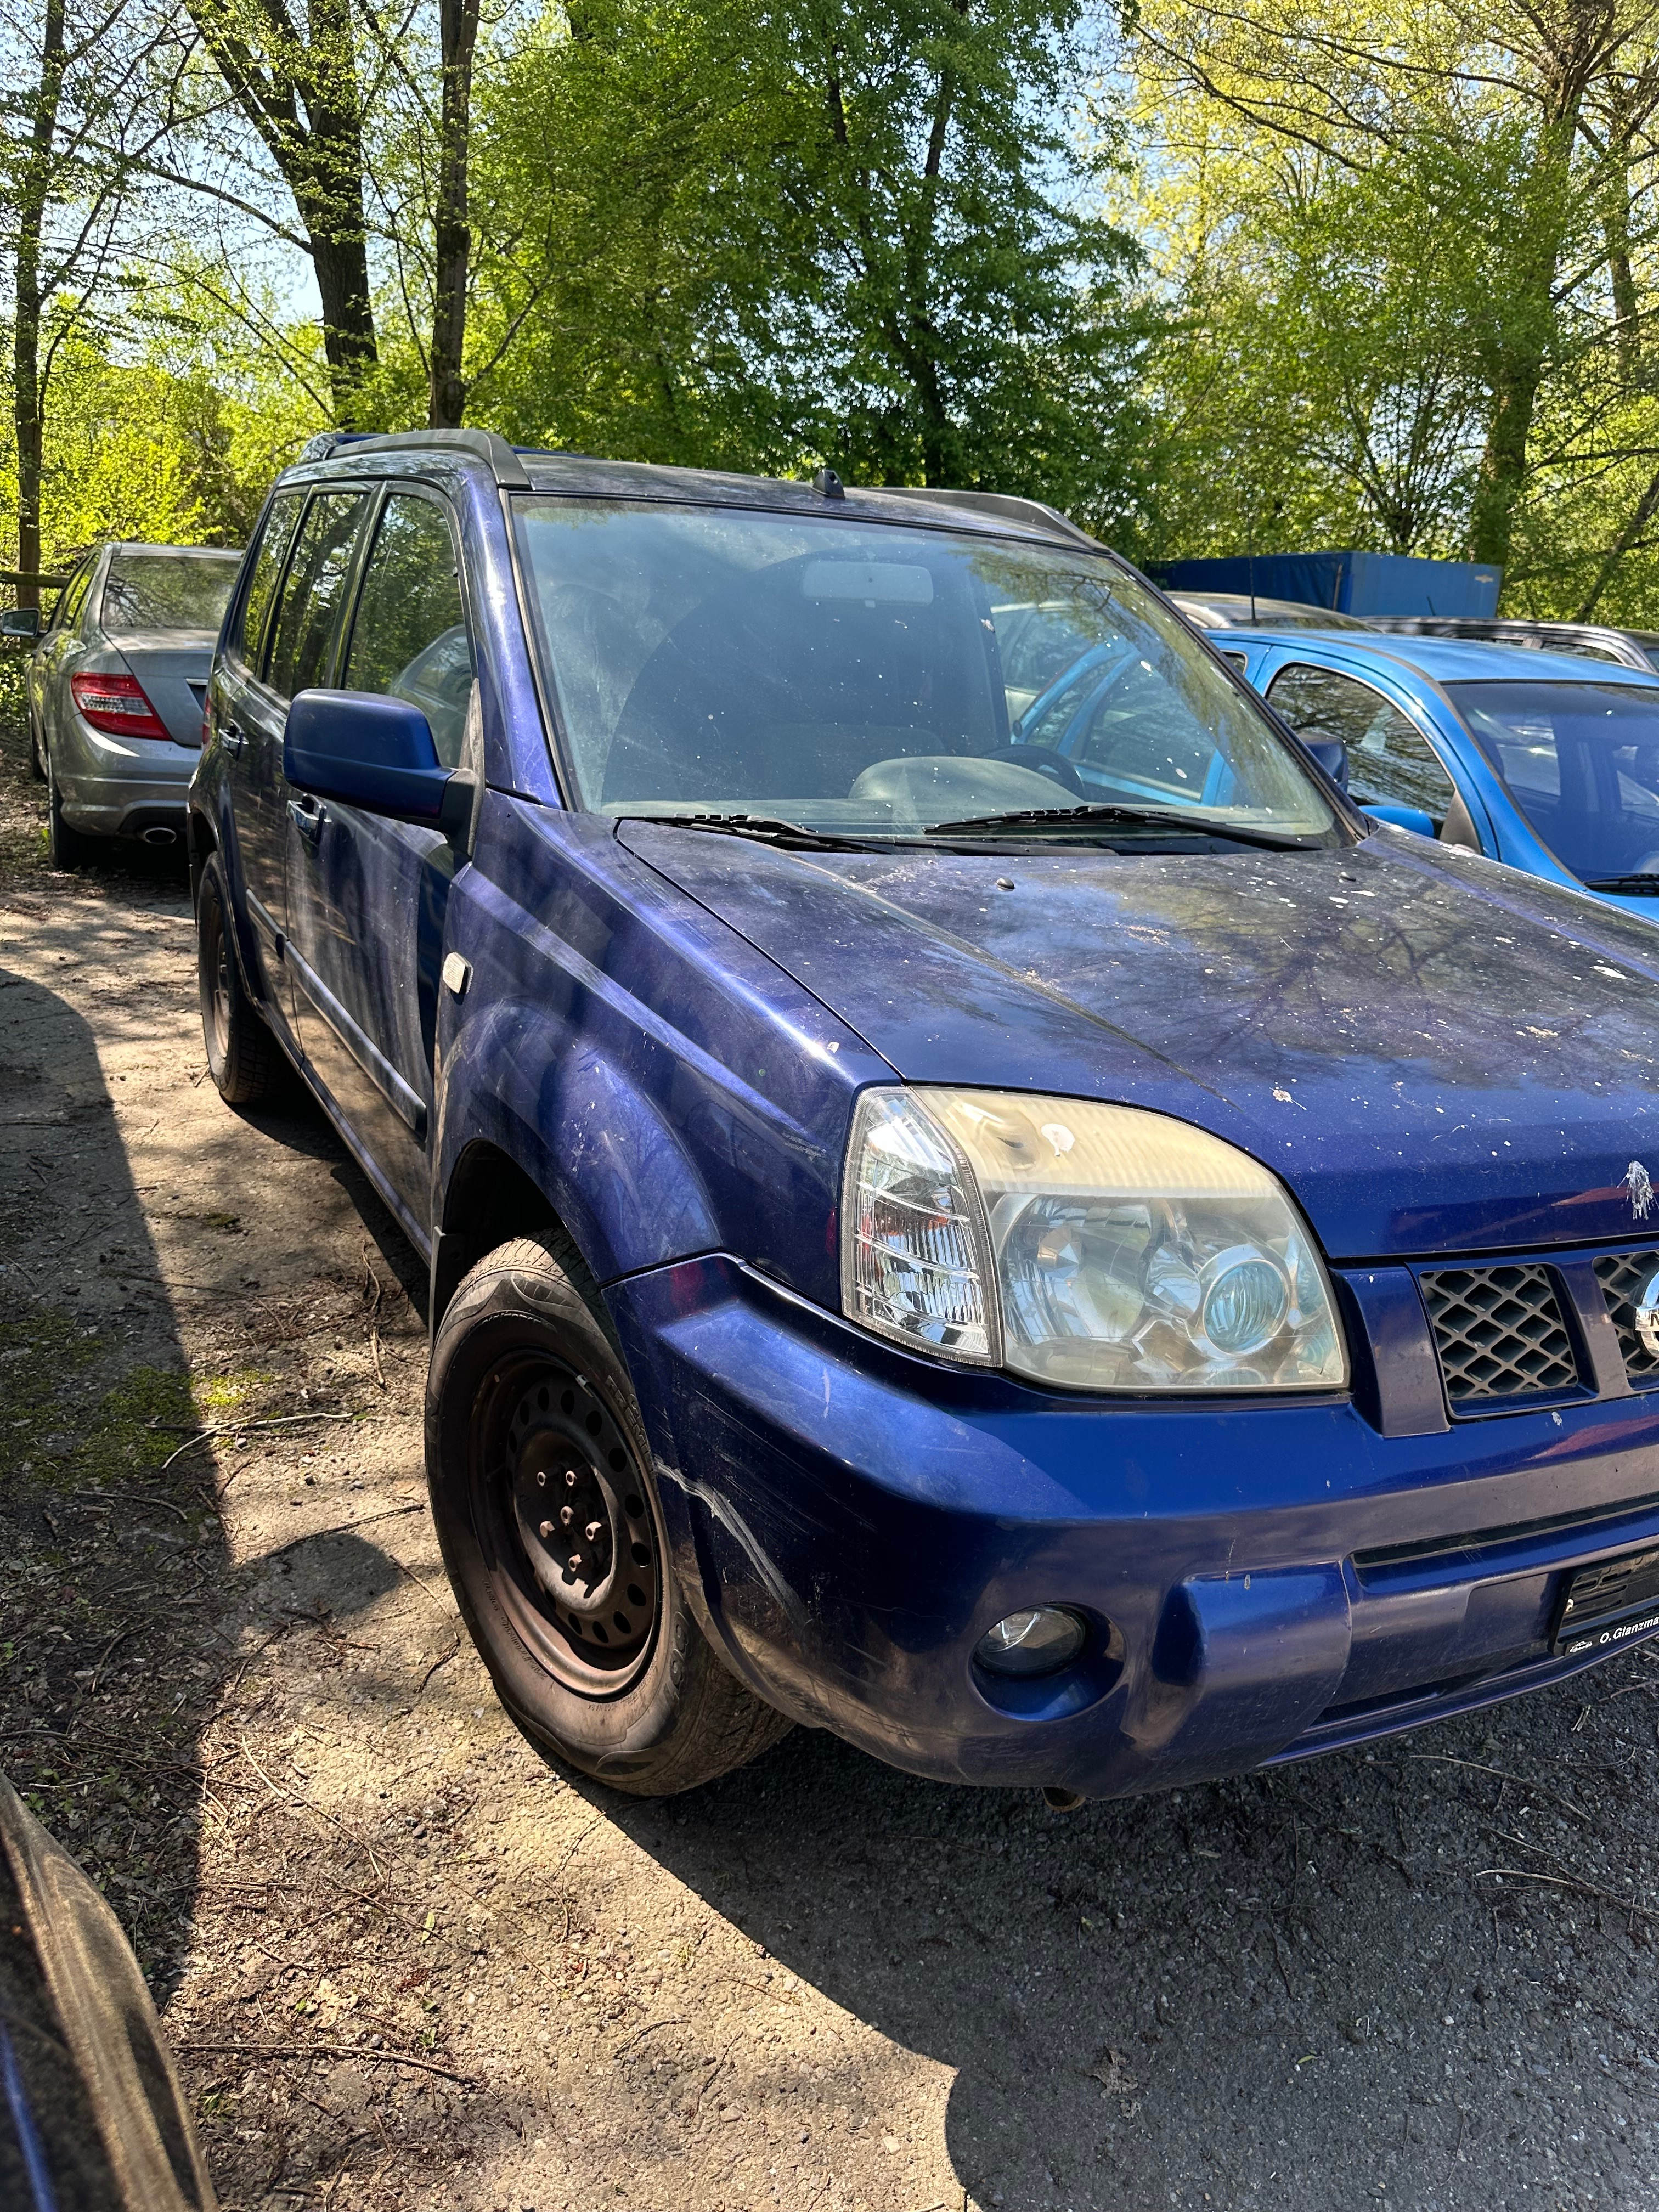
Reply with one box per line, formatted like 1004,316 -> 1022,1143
1152,552 -> 1503,619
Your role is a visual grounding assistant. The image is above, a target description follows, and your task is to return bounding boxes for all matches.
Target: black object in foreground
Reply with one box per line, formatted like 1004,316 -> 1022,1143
0,1770 -> 216,2209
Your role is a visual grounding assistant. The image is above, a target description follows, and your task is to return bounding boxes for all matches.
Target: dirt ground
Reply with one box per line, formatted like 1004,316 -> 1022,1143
5,678 -> 1659,2212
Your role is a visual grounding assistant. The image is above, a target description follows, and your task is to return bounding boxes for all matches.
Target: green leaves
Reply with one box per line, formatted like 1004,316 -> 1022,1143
463,0 -> 1148,521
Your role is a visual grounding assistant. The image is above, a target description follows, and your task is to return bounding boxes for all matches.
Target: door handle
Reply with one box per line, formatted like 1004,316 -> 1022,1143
288,797 -> 325,847
220,724 -> 246,757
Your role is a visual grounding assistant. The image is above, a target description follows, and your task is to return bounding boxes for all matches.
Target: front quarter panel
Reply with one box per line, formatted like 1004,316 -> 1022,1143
436,795 -> 894,1296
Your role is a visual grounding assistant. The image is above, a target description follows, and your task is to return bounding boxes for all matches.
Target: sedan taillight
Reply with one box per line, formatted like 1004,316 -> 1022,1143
70,671 -> 169,741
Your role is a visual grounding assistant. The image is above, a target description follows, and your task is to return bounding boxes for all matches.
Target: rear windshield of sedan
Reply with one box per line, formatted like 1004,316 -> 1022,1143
101,551 -> 239,636
1448,680 -> 1659,881
514,500 -> 1338,840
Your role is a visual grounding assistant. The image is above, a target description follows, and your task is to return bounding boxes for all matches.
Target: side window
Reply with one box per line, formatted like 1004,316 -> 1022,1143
1267,663 -> 1458,821
266,490 -> 371,702
235,490 -> 304,672
341,493 -> 472,766
53,556 -> 97,633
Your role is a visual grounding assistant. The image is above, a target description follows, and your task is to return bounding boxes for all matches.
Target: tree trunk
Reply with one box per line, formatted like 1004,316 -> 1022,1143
183,0 -> 380,427
13,0 -> 67,609
1468,105 -> 1579,571
1604,150 -> 1639,382
428,0 -> 481,428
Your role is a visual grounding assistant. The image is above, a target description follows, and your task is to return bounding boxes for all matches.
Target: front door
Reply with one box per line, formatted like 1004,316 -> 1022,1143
284,486 -> 475,1235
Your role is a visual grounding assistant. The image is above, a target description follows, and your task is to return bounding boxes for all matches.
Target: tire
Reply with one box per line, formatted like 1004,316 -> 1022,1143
46,749 -> 102,869
195,850 -> 287,1104
426,1231 -> 793,1795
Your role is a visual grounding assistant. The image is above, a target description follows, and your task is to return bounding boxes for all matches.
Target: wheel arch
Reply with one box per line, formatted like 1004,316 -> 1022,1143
432,1138 -> 583,1333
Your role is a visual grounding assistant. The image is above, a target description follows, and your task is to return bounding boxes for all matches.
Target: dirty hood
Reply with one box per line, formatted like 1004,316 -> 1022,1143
620,821 -> 1659,1261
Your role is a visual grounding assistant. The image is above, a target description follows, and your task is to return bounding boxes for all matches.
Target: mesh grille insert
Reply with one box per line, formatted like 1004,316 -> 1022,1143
1419,1265 -> 1580,1407
1594,1249 -> 1659,1385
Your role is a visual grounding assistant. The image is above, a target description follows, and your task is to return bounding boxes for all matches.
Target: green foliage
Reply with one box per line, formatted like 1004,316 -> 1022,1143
466,0 -> 1153,527
1127,0 -> 1659,606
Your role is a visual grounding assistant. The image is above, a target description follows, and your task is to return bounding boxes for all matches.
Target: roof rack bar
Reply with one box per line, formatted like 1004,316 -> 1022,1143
885,485 -> 1099,550
293,426 -> 533,488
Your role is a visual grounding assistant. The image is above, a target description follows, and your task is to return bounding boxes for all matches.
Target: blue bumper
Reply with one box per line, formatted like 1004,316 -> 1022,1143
607,1256 -> 1659,1798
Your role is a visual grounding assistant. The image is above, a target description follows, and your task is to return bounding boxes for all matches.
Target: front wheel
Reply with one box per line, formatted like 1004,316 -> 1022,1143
426,1232 -> 793,1795
195,850 -> 287,1103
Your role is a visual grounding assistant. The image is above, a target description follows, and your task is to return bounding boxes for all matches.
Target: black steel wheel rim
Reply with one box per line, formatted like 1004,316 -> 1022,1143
470,1353 -> 662,1697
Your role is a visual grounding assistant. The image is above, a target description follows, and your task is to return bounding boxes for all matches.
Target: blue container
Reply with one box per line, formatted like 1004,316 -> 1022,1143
1158,552 -> 1503,619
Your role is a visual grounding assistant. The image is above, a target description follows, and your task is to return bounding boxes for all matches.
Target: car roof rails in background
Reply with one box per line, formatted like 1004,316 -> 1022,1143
890,484 -> 1100,550
1366,614 -> 1658,672
293,426 -> 535,488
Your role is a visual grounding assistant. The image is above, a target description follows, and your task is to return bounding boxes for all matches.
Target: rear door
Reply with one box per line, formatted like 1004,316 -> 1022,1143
34,551 -> 101,754
215,486 -> 370,1009
284,484 -> 473,1235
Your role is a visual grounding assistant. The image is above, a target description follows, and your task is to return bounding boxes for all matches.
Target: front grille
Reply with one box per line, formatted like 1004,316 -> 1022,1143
1594,1248 -> 1659,1385
1419,1263 -> 1580,1407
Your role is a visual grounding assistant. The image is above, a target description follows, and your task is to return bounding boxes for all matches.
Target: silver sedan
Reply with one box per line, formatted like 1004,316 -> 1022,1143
25,541 -> 241,866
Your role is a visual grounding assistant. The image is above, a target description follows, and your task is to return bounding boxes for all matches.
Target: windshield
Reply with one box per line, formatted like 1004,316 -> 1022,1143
514,501 -> 1340,842
1448,680 -> 1659,880
101,551 -> 239,636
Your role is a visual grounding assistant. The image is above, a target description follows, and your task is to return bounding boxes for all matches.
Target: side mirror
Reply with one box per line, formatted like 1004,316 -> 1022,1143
1,606 -> 42,645
285,690 -> 469,831
1362,802 -> 1437,839
1304,736 -> 1350,792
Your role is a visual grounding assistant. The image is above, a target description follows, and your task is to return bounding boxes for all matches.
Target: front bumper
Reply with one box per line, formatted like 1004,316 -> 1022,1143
607,1255 -> 1659,1798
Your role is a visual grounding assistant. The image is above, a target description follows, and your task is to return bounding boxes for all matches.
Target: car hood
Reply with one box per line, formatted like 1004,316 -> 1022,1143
619,820 -> 1659,1261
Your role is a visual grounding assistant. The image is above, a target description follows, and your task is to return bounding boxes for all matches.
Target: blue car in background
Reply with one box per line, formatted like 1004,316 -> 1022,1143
1216,627 -> 1659,918
190,431 -> 1659,1807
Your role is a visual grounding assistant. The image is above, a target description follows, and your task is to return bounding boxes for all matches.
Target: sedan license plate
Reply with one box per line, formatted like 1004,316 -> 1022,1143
1555,1543 -> 1659,1656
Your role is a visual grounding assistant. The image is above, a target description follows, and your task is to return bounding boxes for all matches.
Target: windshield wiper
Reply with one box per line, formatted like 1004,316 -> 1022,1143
921,803 -> 1323,851
628,811 -> 897,853
1583,871 -> 1659,893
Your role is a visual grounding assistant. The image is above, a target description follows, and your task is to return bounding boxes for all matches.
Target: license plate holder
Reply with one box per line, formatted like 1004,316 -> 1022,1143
1554,1542 -> 1659,1656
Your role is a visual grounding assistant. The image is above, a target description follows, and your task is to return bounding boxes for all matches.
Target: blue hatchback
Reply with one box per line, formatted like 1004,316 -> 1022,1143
190,429 -> 1659,1803
1217,627 -> 1659,920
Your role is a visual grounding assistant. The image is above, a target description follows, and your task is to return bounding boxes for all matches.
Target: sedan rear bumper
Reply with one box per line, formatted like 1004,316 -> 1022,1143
608,1255 -> 1659,1798
54,720 -> 194,838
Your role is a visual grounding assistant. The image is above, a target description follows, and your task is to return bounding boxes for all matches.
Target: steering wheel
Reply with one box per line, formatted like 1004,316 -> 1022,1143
976,745 -> 1087,797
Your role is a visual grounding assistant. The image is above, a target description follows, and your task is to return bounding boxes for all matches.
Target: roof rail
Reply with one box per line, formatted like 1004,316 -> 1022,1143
291,426 -> 533,488
885,485 -> 1099,550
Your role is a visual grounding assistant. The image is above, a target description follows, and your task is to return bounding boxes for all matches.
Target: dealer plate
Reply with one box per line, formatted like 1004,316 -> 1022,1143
1555,1543 -> 1659,1656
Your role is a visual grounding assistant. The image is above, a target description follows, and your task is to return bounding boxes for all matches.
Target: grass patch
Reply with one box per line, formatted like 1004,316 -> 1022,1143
0,1304 -> 274,1499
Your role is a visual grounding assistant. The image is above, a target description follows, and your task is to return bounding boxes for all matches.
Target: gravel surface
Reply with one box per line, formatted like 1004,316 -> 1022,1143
2,680 -> 1658,2211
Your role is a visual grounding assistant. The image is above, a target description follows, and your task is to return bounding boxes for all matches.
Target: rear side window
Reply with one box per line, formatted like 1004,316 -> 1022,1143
53,556 -> 97,633
342,493 -> 472,766
1267,663 -> 1457,821
102,552 -> 239,636
236,492 -> 304,672
266,491 -> 370,701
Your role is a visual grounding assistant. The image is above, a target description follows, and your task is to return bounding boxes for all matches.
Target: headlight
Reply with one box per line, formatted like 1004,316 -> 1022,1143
841,1087 -> 1346,1393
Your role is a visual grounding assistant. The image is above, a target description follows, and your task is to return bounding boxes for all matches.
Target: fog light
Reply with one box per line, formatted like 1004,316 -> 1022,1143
974,1606 -> 1087,1678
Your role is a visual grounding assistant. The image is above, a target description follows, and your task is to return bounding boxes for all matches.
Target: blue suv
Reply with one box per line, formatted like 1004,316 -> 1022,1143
191,428 -> 1659,1803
